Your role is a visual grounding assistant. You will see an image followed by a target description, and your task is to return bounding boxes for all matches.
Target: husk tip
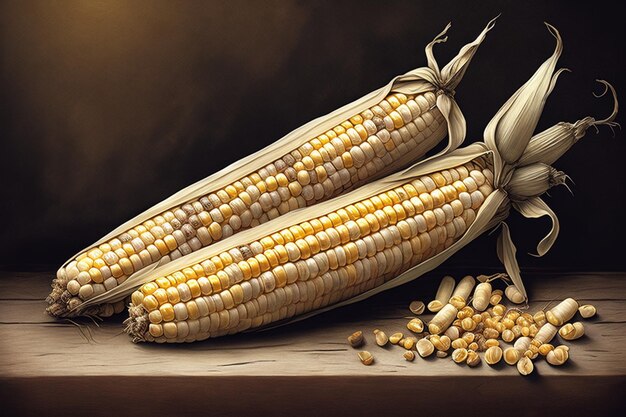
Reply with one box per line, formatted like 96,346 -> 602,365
487,14 -> 501,30
433,22 -> 452,44
592,80 -> 619,128
543,22 -> 563,56
544,22 -> 561,39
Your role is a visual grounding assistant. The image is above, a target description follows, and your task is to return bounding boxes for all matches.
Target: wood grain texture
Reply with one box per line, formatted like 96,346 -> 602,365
1,269 -> 625,417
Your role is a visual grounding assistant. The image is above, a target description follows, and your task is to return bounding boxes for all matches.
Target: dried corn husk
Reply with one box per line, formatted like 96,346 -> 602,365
82,24 -> 617,321
519,81 -> 619,166
53,18 -> 497,317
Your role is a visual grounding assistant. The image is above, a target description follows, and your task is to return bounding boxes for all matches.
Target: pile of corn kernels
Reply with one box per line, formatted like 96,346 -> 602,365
348,274 -> 596,375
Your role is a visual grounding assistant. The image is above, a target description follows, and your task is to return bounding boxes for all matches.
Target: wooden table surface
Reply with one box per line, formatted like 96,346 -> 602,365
1,269 -> 624,417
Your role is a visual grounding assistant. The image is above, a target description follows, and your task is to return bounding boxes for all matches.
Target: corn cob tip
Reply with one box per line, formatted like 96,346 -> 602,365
124,305 -> 149,343
46,283 -> 71,317
46,266 -> 75,316
45,302 -> 67,317
46,283 -> 126,318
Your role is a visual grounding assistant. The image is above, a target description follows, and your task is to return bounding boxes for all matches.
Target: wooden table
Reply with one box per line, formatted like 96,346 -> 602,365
1,269 -> 624,417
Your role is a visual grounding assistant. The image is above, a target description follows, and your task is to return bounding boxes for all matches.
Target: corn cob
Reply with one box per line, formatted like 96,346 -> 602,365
47,20 -> 496,318
117,23 -> 617,343
126,159 -> 495,342
49,91 -> 445,317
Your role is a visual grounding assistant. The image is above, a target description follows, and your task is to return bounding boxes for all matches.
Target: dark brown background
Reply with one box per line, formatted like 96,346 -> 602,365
0,0 -> 624,270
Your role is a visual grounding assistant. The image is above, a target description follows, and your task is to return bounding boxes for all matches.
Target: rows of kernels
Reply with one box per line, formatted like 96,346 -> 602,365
53,92 -> 446,316
131,160 -> 494,342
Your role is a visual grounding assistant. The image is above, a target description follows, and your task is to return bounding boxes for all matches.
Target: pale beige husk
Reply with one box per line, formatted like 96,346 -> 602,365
80,23 -> 618,321
56,18 -> 496,282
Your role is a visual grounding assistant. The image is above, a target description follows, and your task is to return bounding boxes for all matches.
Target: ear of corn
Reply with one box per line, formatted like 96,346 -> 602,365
117,23 -> 617,343
47,19 -> 497,318
125,157 -> 497,342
